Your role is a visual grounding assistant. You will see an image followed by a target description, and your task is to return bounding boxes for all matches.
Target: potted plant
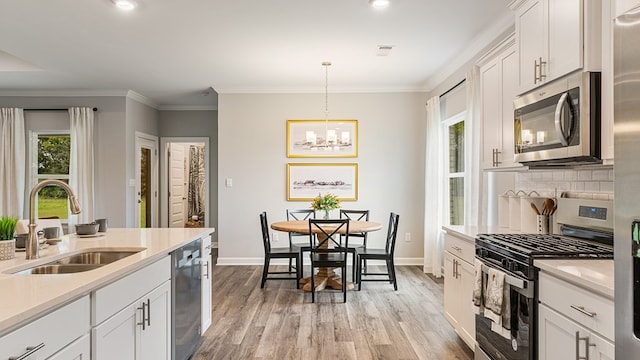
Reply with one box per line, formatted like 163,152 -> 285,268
0,216 -> 18,260
311,193 -> 341,219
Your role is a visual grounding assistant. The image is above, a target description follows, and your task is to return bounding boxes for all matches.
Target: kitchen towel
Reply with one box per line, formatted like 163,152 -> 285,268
472,259 -> 484,314
483,267 -> 505,324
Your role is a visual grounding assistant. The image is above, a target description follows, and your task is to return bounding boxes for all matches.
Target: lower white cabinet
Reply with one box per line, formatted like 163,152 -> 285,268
538,271 -> 615,360
0,295 -> 90,360
443,230 -> 475,349
48,333 -> 91,360
201,234 -> 213,333
92,256 -> 172,360
539,304 -> 614,360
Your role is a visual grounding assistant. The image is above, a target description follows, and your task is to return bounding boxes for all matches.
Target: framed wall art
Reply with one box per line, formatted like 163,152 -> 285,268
287,163 -> 358,201
286,119 -> 358,158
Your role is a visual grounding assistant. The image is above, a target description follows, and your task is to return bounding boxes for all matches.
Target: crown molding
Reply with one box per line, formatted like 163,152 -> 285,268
126,90 -> 158,109
158,105 -> 218,111
0,89 -> 128,97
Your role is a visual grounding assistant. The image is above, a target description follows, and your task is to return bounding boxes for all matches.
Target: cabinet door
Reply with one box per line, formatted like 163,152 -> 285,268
547,0 -> 583,79
93,302 -> 139,360
444,252 -> 462,328
539,304 -> 582,360
140,280 -> 172,360
201,235 -> 213,333
589,331 -> 615,360
516,0 -> 546,91
48,333 -> 90,360
500,45 -> 520,168
481,58 -> 502,169
459,259 -> 476,348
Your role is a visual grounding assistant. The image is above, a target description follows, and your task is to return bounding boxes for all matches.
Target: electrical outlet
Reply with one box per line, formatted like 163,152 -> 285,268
404,232 -> 411,242
272,232 -> 279,242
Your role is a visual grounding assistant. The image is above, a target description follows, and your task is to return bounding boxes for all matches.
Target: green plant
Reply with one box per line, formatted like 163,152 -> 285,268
310,193 -> 341,212
0,216 -> 18,241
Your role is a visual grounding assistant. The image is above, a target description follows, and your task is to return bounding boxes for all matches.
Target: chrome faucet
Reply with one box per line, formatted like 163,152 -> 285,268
26,180 -> 81,259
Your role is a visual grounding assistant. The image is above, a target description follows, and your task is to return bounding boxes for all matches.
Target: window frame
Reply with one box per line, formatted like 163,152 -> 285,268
29,130 -> 71,222
442,111 -> 466,226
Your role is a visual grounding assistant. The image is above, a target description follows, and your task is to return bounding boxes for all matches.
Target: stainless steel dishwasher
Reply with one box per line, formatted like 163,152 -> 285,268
172,238 -> 202,360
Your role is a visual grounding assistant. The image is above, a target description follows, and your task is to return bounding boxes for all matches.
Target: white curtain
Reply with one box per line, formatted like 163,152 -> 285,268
424,96 -> 444,277
0,108 -> 26,217
69,107 -> 95,227
464,67 -> 484,227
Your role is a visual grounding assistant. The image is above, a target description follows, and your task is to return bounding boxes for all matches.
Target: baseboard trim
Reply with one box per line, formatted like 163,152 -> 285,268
216,257 -> 424,266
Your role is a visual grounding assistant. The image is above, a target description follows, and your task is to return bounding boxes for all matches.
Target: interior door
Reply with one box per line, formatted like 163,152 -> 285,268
136,134 -> 158,228
169,143 -> 186,228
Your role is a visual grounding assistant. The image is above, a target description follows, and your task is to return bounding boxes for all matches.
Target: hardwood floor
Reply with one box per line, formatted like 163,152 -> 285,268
194,253 -> 473,360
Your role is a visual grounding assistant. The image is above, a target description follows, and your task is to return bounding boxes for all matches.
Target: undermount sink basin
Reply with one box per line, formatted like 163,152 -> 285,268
10,249 -> 145,275
14,264 -> 103,275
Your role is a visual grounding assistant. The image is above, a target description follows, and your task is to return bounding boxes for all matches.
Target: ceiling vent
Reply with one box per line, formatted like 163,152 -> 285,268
376,45 -> 394,56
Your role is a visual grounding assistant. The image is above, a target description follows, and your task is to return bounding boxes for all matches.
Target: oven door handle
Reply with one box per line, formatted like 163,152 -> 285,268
480,263 -> 534,298
554,92 -> 570,146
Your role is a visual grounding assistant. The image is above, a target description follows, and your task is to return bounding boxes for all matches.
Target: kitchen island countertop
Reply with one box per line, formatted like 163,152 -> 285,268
0,227 -> 214,336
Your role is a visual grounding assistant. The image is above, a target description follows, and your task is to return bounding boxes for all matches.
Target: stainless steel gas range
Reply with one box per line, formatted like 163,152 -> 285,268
474,198 -> 614,360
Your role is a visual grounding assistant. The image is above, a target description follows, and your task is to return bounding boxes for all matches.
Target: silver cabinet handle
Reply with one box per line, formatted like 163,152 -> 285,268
203,261 -> 210,279
9,343 -> 45,360
452,246 -> 462,252
137,301 -> 147,330
534,59 -> 539,83
452,259 -> 457,278
539,57 -> 547,80
493,148 -> 501,167
575,331 -> 596,360
570,304 -> 596,317
146,298 -> 151,327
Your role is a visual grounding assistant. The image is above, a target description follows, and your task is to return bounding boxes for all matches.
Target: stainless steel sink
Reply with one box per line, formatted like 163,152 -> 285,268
10,249 -> 145,275
14,264 -> 103,275
52,251 -> 142,265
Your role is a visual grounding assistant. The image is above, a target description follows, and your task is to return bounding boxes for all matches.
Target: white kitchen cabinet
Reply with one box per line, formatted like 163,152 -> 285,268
538,271 -> 615,360
479,36 -> 522,170
201,234 -> 212,333
0,295 -> 89,360
47,333 -> 90,360
615,0 -> 640,17
92,256 -> 172,360
600,0 -> 615,162
512,0 -> 600,93
443,231 -> 475,349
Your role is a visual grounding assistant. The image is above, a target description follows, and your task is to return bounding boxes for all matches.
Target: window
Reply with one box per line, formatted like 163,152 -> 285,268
31,132 -> 71,221
443,112 -> 465,225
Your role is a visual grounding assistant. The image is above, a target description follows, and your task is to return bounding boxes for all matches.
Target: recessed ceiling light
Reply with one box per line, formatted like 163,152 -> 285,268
112,0 -> 137,11
369,0 -> 389,9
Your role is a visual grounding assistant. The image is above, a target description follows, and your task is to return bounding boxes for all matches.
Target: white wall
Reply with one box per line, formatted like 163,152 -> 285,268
217,92 -> 427,264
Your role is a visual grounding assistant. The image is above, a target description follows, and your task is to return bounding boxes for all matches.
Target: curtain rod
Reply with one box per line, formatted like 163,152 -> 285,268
439,79 -> 466,98
24,107 -> 98,112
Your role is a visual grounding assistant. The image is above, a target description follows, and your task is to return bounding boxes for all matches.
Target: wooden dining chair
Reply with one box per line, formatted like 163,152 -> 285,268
260,212 -> 301,289
286,209 -> 315,275
339,209 -> 369,282
308,219 -> 350,303
356,212 -> 400,291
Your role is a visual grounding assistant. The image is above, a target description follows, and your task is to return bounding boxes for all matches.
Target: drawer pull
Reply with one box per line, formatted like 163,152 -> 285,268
452,246 -> 462,252
203,261 -> 210,279
8,343 -> 45,360
137,301 -> 147,330
571,304 -> 596,318
575,331 -> 596,360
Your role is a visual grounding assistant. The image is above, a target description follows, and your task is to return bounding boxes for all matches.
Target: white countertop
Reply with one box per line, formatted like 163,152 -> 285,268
0,227 -> 214,336
534,259 -> 614,299
442,225 -> 520,242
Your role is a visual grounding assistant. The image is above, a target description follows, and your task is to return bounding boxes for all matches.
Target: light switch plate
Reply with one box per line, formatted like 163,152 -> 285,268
225,178 -> 233,187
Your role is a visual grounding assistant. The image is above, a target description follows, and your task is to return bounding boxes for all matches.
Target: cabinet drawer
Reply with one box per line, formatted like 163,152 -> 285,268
444,232 -> 475,263
0,295 -> 90,360
93,255 -> 170,326
538,271 -> 614,341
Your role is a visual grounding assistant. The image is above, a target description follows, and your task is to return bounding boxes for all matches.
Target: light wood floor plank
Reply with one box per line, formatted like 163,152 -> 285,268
194,254 -> 473,360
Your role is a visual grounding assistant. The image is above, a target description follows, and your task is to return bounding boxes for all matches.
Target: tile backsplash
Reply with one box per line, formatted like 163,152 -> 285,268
515,168 -> 614,200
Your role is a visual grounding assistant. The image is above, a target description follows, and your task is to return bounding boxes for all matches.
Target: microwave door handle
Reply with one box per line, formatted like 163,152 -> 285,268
554,92 -> 570,146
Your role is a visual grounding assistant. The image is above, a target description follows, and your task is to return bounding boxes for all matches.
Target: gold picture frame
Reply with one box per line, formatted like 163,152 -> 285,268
286,119 -> 358,158
287,163 -> 358,201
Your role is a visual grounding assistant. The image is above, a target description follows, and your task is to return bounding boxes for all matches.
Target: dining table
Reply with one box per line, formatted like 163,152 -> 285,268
270,219 -> 383,292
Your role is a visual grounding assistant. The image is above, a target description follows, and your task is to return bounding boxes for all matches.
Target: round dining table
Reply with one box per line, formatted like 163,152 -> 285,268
270,219 -> 383,292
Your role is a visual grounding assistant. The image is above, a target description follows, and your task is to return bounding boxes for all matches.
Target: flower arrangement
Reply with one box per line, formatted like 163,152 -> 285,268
311,193 -> 341,219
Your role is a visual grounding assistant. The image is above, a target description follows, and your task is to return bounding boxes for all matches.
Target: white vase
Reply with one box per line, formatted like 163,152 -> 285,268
0,239 -> 16,260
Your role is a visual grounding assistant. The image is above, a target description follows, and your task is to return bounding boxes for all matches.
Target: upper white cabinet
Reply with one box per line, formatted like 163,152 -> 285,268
479,36 -> 522,170
615,0 -> 640,17
511,0 -> 601,94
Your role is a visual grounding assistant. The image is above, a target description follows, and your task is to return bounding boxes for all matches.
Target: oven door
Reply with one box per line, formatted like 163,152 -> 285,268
475,263 -> 535,360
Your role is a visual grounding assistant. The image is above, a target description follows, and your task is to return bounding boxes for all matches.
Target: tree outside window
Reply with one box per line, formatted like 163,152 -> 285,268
34,134 -> 71,219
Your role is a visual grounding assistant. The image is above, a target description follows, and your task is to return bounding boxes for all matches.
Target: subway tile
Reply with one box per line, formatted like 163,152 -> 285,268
609,193 -> 615,200
592,170 -> 609,181
608,169 -> 615,181
585,182 -> 600,192
553,172 -> 565,181
572,182 -> 586,192
599,181 -> 614,193
564,171 -> 577,181
593,193 -> 609,200
542,171 -> 554,180
578,170 -> 592,181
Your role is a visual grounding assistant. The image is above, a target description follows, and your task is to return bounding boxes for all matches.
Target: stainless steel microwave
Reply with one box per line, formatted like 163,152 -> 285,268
513,71 -> 601,166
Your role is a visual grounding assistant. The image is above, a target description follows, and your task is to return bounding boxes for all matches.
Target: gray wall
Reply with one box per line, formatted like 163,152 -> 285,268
159,110 -> 218,241
217,92 -> 427,264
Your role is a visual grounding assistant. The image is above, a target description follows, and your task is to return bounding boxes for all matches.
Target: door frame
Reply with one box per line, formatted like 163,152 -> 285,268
135,132 -> 159,228
160,137 -> 210,228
